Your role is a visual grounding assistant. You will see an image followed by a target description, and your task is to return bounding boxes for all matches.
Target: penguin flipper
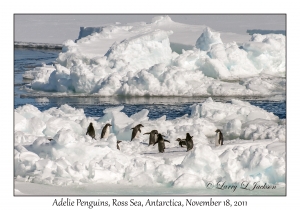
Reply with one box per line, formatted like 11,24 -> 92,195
220,133 -> 224,144
164,140 -> 170,143
143,132 -> 150,135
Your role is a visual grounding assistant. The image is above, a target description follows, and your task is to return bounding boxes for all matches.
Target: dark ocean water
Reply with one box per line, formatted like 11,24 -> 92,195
14,48 -> 286,120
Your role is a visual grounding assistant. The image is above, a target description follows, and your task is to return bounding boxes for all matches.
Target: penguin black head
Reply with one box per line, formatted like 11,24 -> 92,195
136,124 -> 144,128
215,129 -> 221,133
153,130 -> 158,134
117,140 -> 122,144
89,122 -> 93,126
176,138 -> 181,142
106,123 -> 112,127
186,133 -> 193,139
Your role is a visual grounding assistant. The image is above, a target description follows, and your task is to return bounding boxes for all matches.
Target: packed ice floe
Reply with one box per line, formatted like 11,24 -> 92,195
14,98 -> 285,188
23,16 -> 285,97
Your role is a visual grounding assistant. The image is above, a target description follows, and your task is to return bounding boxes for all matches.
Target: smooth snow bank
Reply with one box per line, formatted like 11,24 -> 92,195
14,98 -> 285,189
25,15 -> 285,96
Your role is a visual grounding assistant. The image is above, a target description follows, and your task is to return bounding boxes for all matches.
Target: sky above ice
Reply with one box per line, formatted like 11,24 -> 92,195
14,14 -> 285,44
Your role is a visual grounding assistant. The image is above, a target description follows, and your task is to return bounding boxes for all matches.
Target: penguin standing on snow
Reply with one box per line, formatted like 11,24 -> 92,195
153,133 -> 170,153
176,138 -> 187,147
144,130 -> 158,146
215,129 -> 224,146
86,122 -> 96,140
101,123 -> 112,139
131,124 -> 144,141
186,133 -> 194,152
117,140 -> 122,150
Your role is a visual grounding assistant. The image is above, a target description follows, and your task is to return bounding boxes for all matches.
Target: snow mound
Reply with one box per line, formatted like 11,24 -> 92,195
105,29 -> 173,72
14,98 -> 285,188
24,16 -> 285,96
195,27 -> 222,51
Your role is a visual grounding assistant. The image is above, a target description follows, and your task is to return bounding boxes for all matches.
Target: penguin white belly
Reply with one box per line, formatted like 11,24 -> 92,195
135,131 -> 141,138
215,133 -> 220,146
104,127 -> 110,138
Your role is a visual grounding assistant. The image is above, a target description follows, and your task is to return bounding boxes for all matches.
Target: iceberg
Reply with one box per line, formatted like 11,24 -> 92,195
22,16 -> 285,97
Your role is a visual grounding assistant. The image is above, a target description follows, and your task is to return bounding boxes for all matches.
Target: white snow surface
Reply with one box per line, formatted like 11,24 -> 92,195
25,16 -> 285,96
14,98 -> 285,189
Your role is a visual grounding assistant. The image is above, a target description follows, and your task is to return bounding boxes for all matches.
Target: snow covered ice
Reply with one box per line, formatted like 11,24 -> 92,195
14,98 -> 285,193
14,15 -> 286,195
23,16 -> 285,97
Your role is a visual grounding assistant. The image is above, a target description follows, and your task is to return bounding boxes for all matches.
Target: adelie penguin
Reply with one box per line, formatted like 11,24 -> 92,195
176,138 -> 187,147
117,140 -> 122,150
144,130 -> 158,146
215,129 -> 224,146
153,133 -> 170,153
131,124 -> 144,141
186,133 -> 194,152
101,123 -> 112,139
86,122 -> 96,140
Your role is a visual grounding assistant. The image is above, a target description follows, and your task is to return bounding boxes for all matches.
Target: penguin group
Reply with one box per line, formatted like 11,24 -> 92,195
175,133 -> 194,152
86,122 -> 224,152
